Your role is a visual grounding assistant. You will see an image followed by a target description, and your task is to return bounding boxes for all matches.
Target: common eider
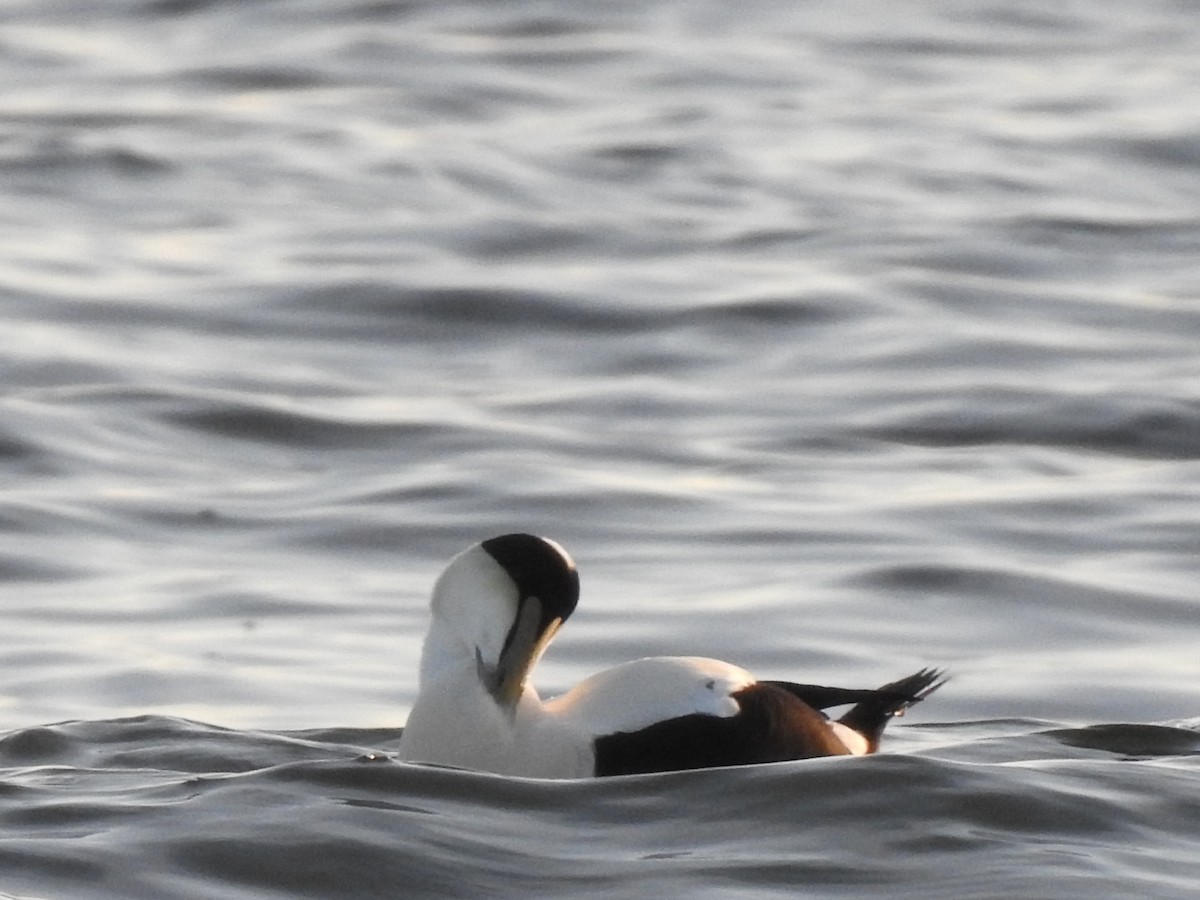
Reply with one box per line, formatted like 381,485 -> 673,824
397,534 -> 945,778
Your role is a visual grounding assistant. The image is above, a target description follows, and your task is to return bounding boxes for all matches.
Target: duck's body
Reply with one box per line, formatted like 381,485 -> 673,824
397,534 -> 944,778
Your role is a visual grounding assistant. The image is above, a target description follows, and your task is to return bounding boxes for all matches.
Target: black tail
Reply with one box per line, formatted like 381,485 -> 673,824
837,668 -> 947,752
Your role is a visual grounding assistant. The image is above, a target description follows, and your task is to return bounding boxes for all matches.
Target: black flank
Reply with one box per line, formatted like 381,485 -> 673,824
593,683 -> 852,777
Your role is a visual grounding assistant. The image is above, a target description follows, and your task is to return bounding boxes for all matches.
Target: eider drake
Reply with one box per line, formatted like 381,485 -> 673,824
397,533 -> 945,778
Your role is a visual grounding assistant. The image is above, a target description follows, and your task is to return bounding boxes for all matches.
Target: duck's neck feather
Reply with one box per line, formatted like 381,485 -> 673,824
402,678 -> 590,776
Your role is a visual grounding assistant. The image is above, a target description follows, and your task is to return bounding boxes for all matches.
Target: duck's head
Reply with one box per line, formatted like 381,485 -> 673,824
428,533 -> 579,709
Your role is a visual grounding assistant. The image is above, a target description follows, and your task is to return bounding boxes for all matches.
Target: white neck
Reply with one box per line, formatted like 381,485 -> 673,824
399,623 -> 589,777
414,621 -> 473,687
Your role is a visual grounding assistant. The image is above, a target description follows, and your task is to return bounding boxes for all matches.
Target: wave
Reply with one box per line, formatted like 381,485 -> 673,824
1,716 -> 1196,899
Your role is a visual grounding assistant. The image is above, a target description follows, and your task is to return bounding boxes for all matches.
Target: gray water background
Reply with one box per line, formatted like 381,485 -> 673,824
1,1 -> 1199,897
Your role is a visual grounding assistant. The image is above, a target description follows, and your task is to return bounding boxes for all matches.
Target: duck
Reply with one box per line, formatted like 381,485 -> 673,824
396,533 -> 945,778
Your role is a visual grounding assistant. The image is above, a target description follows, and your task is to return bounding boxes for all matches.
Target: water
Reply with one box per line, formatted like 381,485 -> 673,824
2,0 -> 1199,897
0,717 -> 1197,900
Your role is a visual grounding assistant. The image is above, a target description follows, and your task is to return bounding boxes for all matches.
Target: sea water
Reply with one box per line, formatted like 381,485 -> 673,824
2,1 -> 1199,897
